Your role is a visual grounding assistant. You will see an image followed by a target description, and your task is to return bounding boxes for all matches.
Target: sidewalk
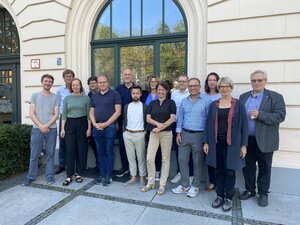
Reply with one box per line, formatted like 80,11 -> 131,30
0,165 -> 299,225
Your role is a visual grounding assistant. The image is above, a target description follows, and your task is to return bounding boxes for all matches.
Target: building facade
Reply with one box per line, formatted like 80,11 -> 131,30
0,0 -> 299,167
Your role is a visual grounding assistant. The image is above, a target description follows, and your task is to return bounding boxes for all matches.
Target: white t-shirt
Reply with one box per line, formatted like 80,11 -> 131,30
126,102 -> 144,130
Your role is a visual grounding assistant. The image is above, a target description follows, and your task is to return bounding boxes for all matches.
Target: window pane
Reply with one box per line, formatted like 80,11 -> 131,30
93,48 -> 115,85
132,0 -> 141,36
121,45 -> 153,89
93,5 -> 111,40
165,0 -> 185,33
112,0 -> 130,38
160,42 -> 186,87
143,0 -> 162,35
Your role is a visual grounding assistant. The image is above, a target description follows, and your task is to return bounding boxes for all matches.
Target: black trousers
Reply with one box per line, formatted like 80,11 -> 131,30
243,136 -> 274,195
65,116 -> 88,177
215,140 -> 236,200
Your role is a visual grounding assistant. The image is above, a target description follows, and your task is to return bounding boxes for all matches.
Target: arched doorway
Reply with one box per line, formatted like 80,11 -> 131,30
91,0 -> 187,89
0,7 -> 20,124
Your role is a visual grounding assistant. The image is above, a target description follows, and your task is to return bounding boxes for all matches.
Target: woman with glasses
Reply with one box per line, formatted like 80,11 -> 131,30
203,77 -> 248,212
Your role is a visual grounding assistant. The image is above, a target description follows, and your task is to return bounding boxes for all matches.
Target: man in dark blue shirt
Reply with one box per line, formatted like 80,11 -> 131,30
90,75 -> 121,186
115,68 -> 134,177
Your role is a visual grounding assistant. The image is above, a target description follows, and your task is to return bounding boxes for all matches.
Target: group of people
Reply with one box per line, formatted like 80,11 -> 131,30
21,68 -> 286,212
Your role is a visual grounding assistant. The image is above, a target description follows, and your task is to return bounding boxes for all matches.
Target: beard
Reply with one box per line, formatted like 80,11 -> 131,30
132,97 -> 140,102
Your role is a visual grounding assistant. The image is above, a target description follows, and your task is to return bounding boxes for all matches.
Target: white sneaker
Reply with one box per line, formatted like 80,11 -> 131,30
155,171 -> 160,181
186,186 -> 199,198
171,172 -> 181,184
172,185 -> 190,194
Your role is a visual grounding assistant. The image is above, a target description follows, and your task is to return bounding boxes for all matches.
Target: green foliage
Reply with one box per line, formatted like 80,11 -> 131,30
0,124 -> 32,180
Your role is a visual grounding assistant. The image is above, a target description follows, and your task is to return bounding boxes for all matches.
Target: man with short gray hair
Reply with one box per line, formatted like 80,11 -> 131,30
239,70 -> 286,207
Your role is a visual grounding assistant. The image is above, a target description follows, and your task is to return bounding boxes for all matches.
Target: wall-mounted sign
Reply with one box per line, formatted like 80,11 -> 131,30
31,59 -> 40,69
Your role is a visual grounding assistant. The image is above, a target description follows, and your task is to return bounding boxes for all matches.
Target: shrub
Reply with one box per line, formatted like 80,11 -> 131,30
0,124 -> 32,180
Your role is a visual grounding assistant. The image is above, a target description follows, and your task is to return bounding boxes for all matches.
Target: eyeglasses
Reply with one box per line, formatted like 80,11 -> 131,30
188,85 -> 199,88
251,79 -> 265,83
219,85 -> 231,89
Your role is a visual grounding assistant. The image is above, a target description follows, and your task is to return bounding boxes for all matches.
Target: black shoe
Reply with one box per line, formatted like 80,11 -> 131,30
54,167 -> 65,175
240,190 -> 255,200
116,168 -> 129,177
222,199 -> 233,212
212,196 -> 223,208
102,177 -> 111,186
258,194 -> 268,207
95,176 -> 103,185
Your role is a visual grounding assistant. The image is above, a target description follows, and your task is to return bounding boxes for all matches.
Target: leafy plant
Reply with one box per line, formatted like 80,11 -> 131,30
0,124 -> 32,180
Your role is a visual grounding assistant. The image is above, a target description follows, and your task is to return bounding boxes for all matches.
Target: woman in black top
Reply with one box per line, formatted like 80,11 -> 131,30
141,81 -> 176,195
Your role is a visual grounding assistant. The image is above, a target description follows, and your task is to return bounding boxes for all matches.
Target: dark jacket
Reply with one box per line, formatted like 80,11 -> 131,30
122,102 -> 147,132
203,98 -> 248,171
239,89 -> 286,153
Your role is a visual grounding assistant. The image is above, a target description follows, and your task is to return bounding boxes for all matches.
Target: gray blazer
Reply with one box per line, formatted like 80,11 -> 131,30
239,89 -> 286,153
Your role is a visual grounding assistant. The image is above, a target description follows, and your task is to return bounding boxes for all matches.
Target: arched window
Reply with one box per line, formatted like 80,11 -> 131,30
91,0 -> 187,89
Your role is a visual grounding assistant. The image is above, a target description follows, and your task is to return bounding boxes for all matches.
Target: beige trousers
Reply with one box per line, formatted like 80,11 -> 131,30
123,131 -> 147,177
146,131 -> 172,186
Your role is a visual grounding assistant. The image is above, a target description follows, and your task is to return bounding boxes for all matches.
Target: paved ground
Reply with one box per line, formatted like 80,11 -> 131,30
0,164 -> 300,225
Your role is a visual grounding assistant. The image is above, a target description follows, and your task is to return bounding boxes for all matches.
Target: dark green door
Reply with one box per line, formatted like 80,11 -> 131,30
0,63 -> 20,123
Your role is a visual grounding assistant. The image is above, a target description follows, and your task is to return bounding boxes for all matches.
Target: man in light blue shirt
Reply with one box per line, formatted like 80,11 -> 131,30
54,69 -> 75,174
172,78 -> 210,198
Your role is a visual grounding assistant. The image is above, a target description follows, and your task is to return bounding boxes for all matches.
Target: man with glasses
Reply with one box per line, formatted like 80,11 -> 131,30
55,69 -> 75,175
239,70 -> 286,207
172,78 -> 210,198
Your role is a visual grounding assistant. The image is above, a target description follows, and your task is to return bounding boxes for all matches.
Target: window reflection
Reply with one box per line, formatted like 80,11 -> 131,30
0,9 -> 19,55
143,0 -> 162,35
165,0 -> 185,33
132,0 -> 141,36
93,6 -> 111,39
160,42 -> 186,84
93,48 -> 115,85
121,45 -> 153,89
112,0 -> 130,38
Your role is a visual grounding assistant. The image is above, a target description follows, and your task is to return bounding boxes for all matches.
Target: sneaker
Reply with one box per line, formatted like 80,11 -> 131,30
20,178 -> 34,186
155,171 -> 160,181
212,196 -> 223,208
102,177 -> 111,186
171,172 -> 181,184
47,177 -> 55,185
116,168 -> 129,177
95,176 -> 103,185
54,167 -> 65,175
186,186 -> 199,198
172,185 -> 190,194
258,194 -> 268,207
240,190 -> 255,200
222,199 -> 233,212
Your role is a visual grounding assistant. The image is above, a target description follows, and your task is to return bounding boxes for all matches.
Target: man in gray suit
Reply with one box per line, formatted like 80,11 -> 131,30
239,70 -> 286,207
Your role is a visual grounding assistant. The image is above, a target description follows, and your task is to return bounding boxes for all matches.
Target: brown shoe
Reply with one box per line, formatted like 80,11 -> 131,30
205,184 -> 215,192
157,186 -> 166,195
141,183 -> 155,192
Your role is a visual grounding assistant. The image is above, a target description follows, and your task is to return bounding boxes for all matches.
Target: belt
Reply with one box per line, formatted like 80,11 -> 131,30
183,128 -> 203,133
126,129 -> 144,133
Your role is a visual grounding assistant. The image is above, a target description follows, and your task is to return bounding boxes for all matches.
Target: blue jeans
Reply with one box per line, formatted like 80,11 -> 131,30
93,124 -> 116,178
27,128 -> 57,180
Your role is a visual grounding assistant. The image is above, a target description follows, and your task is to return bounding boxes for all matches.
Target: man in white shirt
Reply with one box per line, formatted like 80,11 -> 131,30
170,74 -> 190,184
122,85 -> 147,187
